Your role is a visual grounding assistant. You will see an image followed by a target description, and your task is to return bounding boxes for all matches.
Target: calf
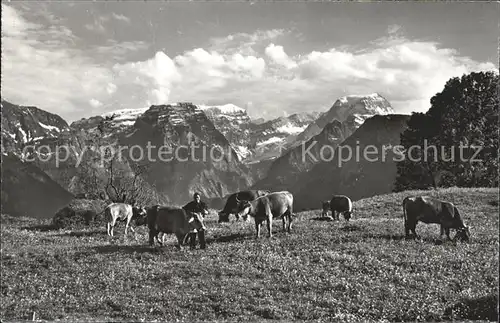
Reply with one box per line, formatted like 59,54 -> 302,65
146,205 -> 207,249
403,196 -> 470,242
235,191 -> 294,238
105,203 -> 146,237
330,195 -> 353,221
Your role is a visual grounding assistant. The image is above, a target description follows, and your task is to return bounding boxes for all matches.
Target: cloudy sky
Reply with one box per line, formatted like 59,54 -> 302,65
2,2 -> 498,122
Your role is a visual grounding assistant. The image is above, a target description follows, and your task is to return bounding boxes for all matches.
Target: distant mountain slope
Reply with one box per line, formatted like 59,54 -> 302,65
1,100 -> 255,205
1,153 -> 74,219
121,102 -> 254,204
292,114 -> 411,211
1,100 -> 70,155
200,103 -> 320,164
253,94 -> 394,192
290,93 -> 394,148
246,112 -> 321,163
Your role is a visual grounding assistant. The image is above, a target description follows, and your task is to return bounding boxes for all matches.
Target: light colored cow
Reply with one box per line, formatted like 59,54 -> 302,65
105,203 -> 146,237
235,191 -> 294,238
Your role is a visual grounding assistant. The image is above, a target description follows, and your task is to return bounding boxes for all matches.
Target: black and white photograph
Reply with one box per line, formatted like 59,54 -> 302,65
1,1 -> 498,321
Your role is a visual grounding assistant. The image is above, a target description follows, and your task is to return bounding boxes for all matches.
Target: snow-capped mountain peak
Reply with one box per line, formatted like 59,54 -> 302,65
197,103 -> 246,115
100,108 -> 149,126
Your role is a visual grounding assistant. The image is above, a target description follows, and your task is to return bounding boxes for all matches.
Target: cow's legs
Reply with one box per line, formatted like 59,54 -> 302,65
175,232 -> 185,250
125,219 -> 135,236
405,220 -> 418,240
149,229 -> 157,246
255,220 -> 262,238
441,226 -> 452,241
283,210 -> 292,233
266,217 -> 273,238
198,230 -> 206,249
109,221 -> 116,237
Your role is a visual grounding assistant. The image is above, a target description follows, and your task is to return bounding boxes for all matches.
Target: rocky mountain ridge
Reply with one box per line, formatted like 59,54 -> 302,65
251,93 -> 395,192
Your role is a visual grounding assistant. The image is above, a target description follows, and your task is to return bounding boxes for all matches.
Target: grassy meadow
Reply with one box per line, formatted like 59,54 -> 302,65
1,187 -> 498,322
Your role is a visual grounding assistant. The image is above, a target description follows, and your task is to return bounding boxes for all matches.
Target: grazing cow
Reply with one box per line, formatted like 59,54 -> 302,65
321,200 -> 331,218
235,191 -> 294,238
218,190 -> 270,223
105,203 -> 146,237
402,196 -> 470,242
145,205 -> 207,249
330,195 -> 353,221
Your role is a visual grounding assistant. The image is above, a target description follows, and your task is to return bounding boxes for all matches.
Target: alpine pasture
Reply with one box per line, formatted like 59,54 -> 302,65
1,188 -> 498,322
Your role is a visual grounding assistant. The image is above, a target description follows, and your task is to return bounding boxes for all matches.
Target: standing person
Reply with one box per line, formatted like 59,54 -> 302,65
182,192 -> 209,249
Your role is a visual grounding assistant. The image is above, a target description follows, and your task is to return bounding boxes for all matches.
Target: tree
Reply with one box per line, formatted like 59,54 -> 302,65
395,71 -> 499,191
74,116 -> 163,206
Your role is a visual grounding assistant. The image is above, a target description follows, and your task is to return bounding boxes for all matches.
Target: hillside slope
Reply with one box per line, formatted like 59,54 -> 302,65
1,153 -> 75,219
1,188 -> 497,321
253,94 -> 394,192
293,114 -> 411,211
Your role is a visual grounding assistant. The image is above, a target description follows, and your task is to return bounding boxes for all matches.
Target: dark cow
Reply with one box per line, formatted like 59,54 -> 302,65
145,205 -> 207,249
321,200 -> 331,218
218,190 -> 270,223
104,203 -> 146,237
403,196 -> 470,242
235,191 -> 294,238
330,195 -> 353,221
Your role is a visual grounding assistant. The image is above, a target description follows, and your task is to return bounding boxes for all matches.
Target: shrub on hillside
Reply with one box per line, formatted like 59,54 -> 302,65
395,71 -> 499,191
52,199 -> 107,229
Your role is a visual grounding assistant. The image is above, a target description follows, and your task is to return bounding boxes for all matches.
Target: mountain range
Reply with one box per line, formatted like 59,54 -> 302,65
1,93 -> 410,218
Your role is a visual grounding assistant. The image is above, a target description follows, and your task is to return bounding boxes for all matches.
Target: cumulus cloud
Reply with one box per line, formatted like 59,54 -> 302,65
209,29 -> 285,55
265,43 -> 297,69
1,4 -> 497,123
111,13 -> 130,23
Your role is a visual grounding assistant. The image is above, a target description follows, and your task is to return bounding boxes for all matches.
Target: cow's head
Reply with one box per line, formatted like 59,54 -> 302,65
322,201 -> 330,211
344,211 -> 352,221
187,212 -> 207,232
201,205 -> 209,217
132,206 -> 147,218
235,194 -> 252,220
135,205 -> 156,226
218,211 -> 230,223
454,225 -> 471,242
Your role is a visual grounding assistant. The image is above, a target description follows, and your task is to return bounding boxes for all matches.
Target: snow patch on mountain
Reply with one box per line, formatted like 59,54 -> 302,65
257,136 -> 284,147
277,124 -> 308,134
39,122 -> 61,132
198,103 -> 246,114
232,145 -> 252,160
18,127 -> 28,143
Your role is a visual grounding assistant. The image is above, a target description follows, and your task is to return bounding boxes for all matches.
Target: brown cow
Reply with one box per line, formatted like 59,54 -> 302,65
145,205 -> 207,249
330,195 -> 353,221
105,203 -> 146,237
235,191 -> 294,238
403,196 -> 470,242
218,190 -> 270,223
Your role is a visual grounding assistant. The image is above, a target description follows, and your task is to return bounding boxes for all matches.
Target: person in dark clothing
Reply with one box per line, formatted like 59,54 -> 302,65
182,192 -> 208,249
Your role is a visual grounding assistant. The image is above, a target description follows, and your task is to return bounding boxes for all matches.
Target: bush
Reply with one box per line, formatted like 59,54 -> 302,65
52,199 -> 108,229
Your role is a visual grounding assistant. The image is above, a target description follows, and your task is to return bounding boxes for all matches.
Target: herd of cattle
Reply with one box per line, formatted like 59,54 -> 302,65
102,189 -> 471,249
